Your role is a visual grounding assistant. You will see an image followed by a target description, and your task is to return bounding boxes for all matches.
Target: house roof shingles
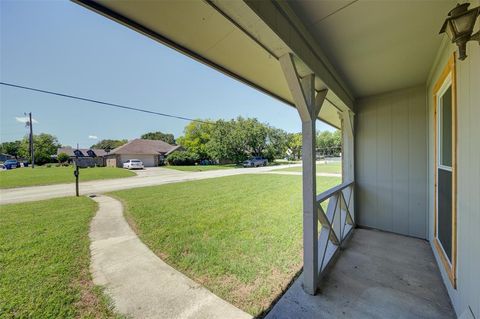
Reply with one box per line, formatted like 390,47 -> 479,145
57,140 -> 180,157
109,139 -> 180,155
57,147 -> 107,157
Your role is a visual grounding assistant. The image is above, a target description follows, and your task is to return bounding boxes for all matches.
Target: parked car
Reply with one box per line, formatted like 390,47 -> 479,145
242,157 -> 268,167
123,159 -> 144,170
3,159 -> 21,169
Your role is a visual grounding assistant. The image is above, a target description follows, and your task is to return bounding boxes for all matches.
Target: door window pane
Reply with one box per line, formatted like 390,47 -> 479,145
440,87 -> 452,167
438,169 -> 452,262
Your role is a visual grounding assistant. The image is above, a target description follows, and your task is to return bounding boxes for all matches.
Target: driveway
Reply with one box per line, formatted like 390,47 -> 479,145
0,164 -> 301,205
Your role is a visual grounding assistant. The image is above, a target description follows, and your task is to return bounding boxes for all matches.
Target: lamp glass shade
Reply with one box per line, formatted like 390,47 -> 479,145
451,10 -> 478,36
446,20 -> 456,40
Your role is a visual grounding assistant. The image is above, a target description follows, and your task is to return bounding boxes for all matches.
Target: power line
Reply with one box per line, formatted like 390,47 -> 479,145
0,82 -> 213,125
0,131 -> 28,135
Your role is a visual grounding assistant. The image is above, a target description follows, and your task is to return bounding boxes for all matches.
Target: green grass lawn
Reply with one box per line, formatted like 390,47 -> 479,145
274,162 -> 342,174
111,174 -> 341,316
165,164 -> 237,172
0,197 -> 119,318
0,166 -> 136,189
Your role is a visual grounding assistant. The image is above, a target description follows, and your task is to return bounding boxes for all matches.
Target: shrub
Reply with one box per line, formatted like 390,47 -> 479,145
57,152 -> 70,163
45,164 -> 52,168
166,151 -> 199,166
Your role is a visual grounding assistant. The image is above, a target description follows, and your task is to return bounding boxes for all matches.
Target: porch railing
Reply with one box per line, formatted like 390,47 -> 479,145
316,181 -> 355,277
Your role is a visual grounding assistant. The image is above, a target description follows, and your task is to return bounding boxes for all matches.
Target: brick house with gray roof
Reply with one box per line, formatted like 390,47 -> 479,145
104,139 -> 182,167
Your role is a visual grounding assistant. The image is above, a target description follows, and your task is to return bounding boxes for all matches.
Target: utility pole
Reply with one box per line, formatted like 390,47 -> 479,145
26,112 -> 34,168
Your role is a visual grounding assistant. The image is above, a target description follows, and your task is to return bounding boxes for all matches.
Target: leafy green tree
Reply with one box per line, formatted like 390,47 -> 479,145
214,118 -> 284,162
141,131 -> 175,144
207,119 -> 243,163
166,150 -> 199,166
176,121 -> 214,160
287,133 -> 302,160
316,130 -> 342,156
0,140 -> 22,158
57,152 -> 70,163
91,139 -> 128,151
179,117 -> 290,163
238,117 -> 269,156
264,127 -> 289,161
19,133 -> 60,165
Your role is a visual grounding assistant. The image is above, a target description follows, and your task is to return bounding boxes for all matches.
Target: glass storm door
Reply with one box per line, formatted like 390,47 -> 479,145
437,81 -> 453,261
434,54 -> 456,288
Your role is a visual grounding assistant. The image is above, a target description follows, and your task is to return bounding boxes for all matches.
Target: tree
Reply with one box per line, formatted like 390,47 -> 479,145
211,117 -> 289,162
207,119 -> 243,162
205,117 -> 262,163
57,152 -> 70,163
166,150 -> 199,166
238,117 -> 269,157
91,139 -> 128,151
176,121 -> 214,160
179,117 -> 290,163
287,133 -> 302,160
19,133 -> 60,165
0,140 -> 22,158
141,131 -> 175,144
264,127 -> 289,161
316,130 -> 342,156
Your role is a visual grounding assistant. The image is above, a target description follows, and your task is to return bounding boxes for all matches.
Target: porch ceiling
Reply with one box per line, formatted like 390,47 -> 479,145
286,0 -> 455,97
74,0 -> 348,129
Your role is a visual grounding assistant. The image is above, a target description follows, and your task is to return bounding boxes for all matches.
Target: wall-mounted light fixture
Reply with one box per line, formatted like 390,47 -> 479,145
440,2 -> 479,60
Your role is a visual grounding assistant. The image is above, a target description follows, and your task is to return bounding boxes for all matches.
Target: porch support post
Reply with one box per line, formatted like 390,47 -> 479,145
280,53 -> 327,295
341,109 -> 355,220
341,110 -> 354,182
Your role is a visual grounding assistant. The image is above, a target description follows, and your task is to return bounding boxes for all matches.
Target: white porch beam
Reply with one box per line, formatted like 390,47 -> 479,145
279,53 -> 327,295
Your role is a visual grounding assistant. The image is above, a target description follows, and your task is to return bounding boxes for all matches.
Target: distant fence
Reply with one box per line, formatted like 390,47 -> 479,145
316,146 -> 342,158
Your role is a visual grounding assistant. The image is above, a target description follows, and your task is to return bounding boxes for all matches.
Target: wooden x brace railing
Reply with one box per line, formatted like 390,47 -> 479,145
316,181 -> 355,276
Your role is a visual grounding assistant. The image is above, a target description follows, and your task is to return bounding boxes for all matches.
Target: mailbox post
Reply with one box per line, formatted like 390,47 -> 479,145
74,158 -> 79,197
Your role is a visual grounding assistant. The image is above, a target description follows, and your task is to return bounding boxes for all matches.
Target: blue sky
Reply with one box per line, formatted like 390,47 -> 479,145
0,0 -> 334,148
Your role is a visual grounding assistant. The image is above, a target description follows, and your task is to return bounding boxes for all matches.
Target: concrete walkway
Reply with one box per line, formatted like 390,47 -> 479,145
0,164 -> 301,205
89,195 -> 251,319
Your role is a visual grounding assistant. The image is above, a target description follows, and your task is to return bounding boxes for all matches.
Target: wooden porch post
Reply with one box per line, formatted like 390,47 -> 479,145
280,53 -> 327,295
341,110 -> 355,221
341,110 -> 354,182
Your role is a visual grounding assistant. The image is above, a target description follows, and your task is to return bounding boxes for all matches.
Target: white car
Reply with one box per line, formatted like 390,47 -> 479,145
123,159 -> 144,170
242,157 -> 268,167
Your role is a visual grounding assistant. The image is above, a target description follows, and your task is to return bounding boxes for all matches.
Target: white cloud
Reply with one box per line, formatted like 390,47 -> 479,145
88,135 -> 98,139
15,116 -> 38,124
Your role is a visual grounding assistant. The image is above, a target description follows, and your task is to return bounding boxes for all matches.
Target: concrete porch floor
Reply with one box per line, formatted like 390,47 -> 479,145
265,228 -> 455,319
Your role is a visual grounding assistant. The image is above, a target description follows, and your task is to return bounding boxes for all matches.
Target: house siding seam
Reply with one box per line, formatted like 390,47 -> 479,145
427,26 -> 480,318
355,85 -> 428,239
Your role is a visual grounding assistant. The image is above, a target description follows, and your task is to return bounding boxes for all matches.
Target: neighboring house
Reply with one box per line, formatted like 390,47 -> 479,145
56,147 -> 107,167
104,139 -> 181,167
